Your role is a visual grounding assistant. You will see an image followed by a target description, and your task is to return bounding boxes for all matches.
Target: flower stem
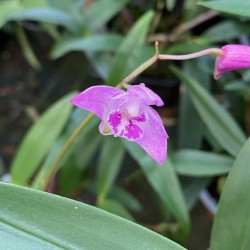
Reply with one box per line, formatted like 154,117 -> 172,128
40,113 -> 94,191
158,48 -> 223,60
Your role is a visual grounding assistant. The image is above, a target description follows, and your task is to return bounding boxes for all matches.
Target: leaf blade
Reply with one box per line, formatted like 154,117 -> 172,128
0,183 -> 186,250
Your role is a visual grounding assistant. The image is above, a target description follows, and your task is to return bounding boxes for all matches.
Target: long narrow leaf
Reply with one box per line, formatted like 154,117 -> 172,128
11,92 -> 75,185
171,65 -> 246,157
0,183 -> 186,250
199,1 -> 250,18
210,137 -> 250,250
123,141 -> 190,233
107,11 -> 154,85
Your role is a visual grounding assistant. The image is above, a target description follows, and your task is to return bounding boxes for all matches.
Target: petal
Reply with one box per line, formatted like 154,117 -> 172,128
136,105 -> 168,165
70,86 -> 124,118
107,111 -> 144,141
214,45 -> 250,80
127,84 -> 164,107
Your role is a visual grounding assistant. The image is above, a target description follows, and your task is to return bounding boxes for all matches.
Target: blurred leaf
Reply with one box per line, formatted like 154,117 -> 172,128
4,8 -> 79,32
108,186 -> 142,212
172,150 -> 233,177
181,177 -> 211,209
165,0 -> 176,11
178,60 -> 210,149
210,137 -> 250,250
171,65 -> 246,157
224,80 -> 248,93
11,92 -> 75,185
32,111 -> 99,190
107,11 -> 154,85
50,34 -> 123,59
199,1 -> 250,18
99,199 -> 135,221
15,25 -> 41,69
203,20 -> 249,43
86,52 -> 112,80
97,137 -> 125,200
0,1 -> 22,28
83,0 -> 128,31
0,182 -> 187,250
123,141 -> 190,234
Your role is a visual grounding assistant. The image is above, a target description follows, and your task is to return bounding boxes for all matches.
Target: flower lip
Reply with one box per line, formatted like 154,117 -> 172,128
214,44 -> 250,80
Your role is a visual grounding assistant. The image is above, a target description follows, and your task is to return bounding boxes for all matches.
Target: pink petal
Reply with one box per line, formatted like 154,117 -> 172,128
214,44 -> 250,80
70,86 -> 124,118
136,105 -> 168,165
127,85 -> 164,107
108,111 -> 144,141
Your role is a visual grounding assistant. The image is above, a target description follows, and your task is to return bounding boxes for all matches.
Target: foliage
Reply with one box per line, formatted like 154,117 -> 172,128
0,0 -> 250,249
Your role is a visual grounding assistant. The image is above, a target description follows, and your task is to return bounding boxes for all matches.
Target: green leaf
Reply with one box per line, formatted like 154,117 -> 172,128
107,11 -> 154,85
50,34 -> 123,59
97,137 -> 125,200
199,1 -> 250,18
15,25 -> 41,70
0,183 -> 186,250
108,186 -> 142,212
0,1 -> 22,28
172,150 -> 233,177
83,0 -> 128,31
171,65 -> 246,157
11,92 -> 75,185
123,141 -> 190,233
5,8 -> 79,32
99,198 -> 135,221
178,60 -> 210,149
203,20 -> 249,43
210,137 -> 250,250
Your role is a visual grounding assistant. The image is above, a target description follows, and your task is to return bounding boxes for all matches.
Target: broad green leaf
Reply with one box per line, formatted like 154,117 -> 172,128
107,11 -> 154,85
172,150 -> 233,177
50,34 -> 123,59
5,8 -> 79,32
210,137 -> 250,250
97,137 -> 125,200
199,1 -> 250,18
171,65 -> 246,157
11,92 -> 75,185
123,141 -> 190,233
82,0 -> 128,31
99,198 -> 135,221
0,183 -> 186,250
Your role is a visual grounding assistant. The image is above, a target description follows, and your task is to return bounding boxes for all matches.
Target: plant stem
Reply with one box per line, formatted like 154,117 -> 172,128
158,48 -> 223,60
41,113 -> 94,191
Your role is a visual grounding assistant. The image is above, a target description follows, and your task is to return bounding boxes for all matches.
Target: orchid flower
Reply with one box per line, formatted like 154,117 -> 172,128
70,84 -> 168,165
214,44 -> 250,80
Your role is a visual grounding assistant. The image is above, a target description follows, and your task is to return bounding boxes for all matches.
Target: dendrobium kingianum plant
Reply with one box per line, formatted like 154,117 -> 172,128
71,84 -> 168,165
71,43 -> 250,165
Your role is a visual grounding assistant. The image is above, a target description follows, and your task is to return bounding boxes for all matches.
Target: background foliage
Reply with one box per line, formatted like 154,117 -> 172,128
0,0 -> 250,249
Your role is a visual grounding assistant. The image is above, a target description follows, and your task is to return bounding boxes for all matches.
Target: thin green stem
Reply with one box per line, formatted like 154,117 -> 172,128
41,113 -> 94,191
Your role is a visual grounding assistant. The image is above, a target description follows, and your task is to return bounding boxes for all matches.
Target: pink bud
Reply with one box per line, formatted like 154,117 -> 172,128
214,44 -> 250,80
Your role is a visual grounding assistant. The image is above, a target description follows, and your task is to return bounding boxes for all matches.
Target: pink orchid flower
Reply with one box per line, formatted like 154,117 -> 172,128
214,44 -> 250,80
70,84 -> 168,164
